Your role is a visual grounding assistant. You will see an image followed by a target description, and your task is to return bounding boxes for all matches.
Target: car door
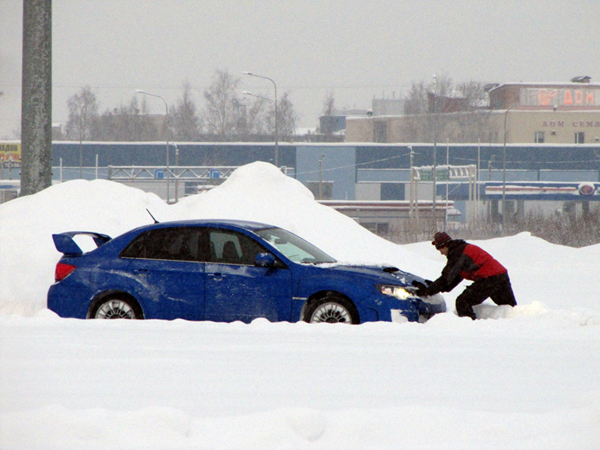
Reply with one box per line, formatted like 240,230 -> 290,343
123,226 -> 206,320
204,228 -> 292,323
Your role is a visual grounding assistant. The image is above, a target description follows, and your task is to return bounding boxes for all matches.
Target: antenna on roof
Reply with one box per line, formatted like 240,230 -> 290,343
146,209 -> 159,224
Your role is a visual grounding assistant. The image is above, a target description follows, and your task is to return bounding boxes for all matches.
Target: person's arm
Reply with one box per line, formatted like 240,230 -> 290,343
424,250 -> 466,295
426,266 -> 462,295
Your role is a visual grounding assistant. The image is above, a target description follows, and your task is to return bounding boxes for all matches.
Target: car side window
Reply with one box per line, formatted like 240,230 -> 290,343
209,230 -> 268,265
121,227 -> 206,262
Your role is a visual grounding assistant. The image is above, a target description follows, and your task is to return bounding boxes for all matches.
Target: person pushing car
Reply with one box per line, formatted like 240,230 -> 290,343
414,232 -> 517,319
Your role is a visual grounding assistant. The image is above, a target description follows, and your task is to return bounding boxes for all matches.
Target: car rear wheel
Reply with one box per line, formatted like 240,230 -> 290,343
304,295 -> 359,324
91,298 -> 142,319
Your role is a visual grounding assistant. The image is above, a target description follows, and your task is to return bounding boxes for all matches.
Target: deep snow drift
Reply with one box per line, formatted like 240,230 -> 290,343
1,162 -> 599,449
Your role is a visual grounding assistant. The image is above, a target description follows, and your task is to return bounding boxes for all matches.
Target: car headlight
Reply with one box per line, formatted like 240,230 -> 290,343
376,284 -> 414,300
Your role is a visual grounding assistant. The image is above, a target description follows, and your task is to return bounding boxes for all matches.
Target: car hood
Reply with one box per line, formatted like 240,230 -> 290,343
315,263 -> 420,287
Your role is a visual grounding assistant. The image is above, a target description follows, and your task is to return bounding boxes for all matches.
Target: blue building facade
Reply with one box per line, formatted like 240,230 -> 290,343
51,141 -> 600,203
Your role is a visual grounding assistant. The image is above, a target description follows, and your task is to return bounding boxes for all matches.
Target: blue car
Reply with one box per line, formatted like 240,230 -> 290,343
48,220 -> 445,323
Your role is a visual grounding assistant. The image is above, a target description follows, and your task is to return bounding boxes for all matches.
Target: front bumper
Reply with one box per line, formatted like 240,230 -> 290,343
385,293 -> 446,323
415,293 -> 447,320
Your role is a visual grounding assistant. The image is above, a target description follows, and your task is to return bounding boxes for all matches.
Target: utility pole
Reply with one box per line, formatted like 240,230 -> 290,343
409,146 -> 414,219
20,0 -> 52,196
318,154 -> 325,200
502,105 -> 515,232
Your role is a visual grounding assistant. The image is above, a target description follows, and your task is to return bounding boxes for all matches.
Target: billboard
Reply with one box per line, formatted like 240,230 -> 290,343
0,142 -> 21,165
520,88 -> 600,107
484,182 -> 600,201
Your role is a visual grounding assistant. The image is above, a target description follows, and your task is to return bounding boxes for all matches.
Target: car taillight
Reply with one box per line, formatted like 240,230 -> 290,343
55,262 -> 76,281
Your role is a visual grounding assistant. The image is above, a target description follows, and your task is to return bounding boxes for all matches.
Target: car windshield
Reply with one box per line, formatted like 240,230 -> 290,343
256,228 -> 336,264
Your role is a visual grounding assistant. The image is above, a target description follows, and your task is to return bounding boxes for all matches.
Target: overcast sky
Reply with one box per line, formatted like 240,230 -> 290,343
1,0 -> 600,139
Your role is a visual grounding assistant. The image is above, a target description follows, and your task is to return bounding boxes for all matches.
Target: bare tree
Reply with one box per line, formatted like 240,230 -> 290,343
65,86 -> 101,177
96,96 -> 158,141
200,69 -> 297,142
454,80 -> 492,142
319,91 -> 337,140
322,90 -> 336,116
402,80 -> 429,142
171,80 -> 202,141
202,69 -> 242,140
402,75 -> 490,143
276,91 -> 298,141
237,96 -> 270,139
65,86 -> 100,141
403,80 -> 429,115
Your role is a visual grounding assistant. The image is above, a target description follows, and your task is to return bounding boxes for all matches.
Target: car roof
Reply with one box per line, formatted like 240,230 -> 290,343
139,219 -> 277,233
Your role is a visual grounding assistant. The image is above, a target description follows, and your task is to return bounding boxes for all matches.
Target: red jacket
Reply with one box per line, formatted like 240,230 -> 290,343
427,240 -> 507,294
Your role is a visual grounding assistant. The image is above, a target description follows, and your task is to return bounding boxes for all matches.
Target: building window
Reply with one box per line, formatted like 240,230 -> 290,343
575,132 -> 585,144
534,131 -> 545,143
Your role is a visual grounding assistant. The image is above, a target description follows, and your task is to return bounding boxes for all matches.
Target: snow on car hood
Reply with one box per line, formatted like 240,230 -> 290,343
313,262 -> 418,286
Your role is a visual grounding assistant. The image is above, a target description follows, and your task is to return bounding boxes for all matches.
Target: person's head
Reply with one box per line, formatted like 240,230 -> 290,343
432,231 -> 452,255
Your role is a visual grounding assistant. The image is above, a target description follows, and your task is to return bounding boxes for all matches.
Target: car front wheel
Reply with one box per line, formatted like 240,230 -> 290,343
90,297 -> 143,319
304,295 -> 359,324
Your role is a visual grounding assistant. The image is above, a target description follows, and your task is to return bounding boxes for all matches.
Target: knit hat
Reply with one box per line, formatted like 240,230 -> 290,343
432,231 -> 452,249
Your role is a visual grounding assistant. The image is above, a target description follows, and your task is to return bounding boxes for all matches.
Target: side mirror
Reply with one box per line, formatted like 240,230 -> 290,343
255,252 -> 276,268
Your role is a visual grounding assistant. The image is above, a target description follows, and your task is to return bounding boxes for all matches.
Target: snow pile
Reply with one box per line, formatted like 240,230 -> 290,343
0,180 -> 167,315
0,161 -> 429,315
1,161 -> 599,449
166,162 -> 422,266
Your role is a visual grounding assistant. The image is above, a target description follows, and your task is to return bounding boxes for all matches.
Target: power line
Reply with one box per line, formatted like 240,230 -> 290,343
296,151 -> 413,177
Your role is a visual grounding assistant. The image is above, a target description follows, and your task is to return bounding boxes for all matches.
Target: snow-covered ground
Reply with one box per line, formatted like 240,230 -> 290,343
1,162 -> 599,449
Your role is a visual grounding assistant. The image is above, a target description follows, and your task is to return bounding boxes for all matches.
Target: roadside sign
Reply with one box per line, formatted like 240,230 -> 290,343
484,182 -> 600,201
420,168 -> 448,181
436,168 -> 449,181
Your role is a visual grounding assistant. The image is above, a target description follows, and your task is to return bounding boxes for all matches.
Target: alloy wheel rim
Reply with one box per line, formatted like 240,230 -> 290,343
95,300 -> 135,319
311,302 -> 351,323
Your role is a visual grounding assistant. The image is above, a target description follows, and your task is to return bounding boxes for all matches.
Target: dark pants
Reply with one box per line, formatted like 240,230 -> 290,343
455,273 -> 516,319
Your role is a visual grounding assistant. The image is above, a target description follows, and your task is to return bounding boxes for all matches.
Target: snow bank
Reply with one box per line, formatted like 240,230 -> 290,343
2,401 -> 598,450
0,180 -> 166,315
1,310 -> 599,450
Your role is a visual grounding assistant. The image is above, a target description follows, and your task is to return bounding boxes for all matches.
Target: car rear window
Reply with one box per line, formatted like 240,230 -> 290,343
120,227 -> 206,262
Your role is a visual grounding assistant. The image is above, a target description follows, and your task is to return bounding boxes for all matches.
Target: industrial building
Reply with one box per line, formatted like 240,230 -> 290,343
346,77 -> 600,145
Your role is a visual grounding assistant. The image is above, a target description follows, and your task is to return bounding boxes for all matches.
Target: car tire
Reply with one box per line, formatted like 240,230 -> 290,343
90,297 -> 143,320
304,294 -> 359,324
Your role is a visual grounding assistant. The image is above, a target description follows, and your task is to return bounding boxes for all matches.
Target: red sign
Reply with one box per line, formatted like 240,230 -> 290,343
521,88 -> 600,107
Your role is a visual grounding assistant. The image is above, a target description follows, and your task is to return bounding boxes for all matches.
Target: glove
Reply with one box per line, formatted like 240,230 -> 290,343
411,280 -> 429,297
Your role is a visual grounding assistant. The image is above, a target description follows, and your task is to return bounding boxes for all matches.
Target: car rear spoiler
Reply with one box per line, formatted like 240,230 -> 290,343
52,232 -> 112,256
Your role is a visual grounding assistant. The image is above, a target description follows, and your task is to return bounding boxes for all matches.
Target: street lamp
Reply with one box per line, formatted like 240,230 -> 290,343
432,75 -> 438,217
135,90 -> 171,202
502,104 -> 515,232
242,90 -> 273,103
243,71 -> 278,166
